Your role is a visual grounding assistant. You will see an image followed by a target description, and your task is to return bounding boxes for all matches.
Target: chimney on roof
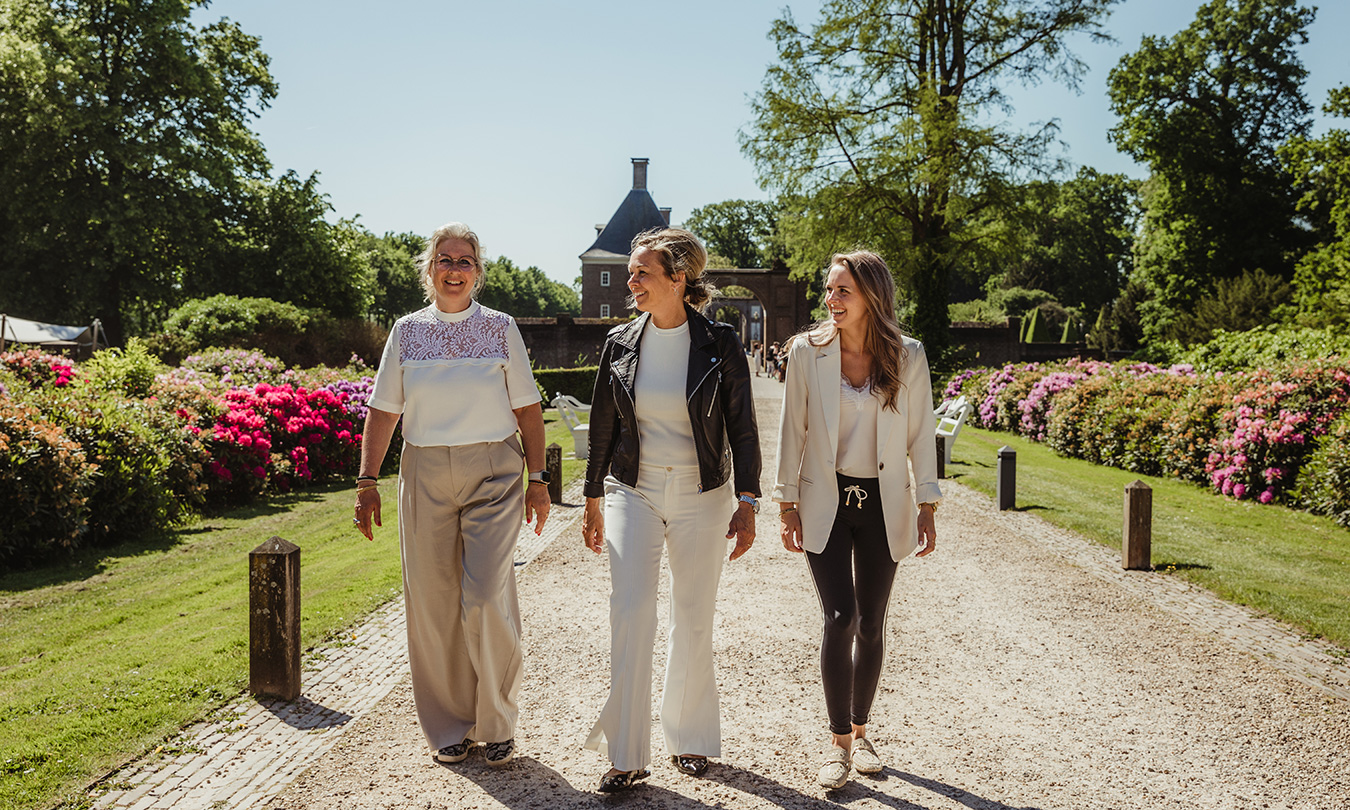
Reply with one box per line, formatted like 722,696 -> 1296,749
632,158 -> 649,190
659,207 -> 672,225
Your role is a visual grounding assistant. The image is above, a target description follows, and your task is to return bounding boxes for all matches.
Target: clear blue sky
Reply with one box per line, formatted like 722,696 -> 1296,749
207,0 -> 1350,286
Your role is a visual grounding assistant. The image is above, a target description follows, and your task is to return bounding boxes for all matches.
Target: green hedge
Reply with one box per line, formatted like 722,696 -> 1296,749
534,366 -> 600,405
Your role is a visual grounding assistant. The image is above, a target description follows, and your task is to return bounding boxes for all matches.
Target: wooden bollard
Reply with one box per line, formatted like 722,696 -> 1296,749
1123,480 -> 1152,570
546,442 -> 563,504
935,435 -> 946,479
249,536 -> 301,700
996,446 -> 1016,511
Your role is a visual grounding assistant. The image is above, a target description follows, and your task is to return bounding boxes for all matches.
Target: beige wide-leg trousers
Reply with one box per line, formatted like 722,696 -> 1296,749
399,438 -> 524,752
585,464 -> 732,772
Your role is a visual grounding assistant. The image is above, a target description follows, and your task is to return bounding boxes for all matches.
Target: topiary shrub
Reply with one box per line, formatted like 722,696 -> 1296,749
0,400 -> 92,564
1295,410 -> 1350,527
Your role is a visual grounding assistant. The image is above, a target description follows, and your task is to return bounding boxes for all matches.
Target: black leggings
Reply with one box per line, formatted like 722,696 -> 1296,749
805,474 -> 898,735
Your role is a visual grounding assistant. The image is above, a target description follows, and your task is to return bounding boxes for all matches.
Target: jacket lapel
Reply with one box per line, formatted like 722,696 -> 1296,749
815,339 -> 841,461
610,313 -> 647,402
685,306 -> 720,400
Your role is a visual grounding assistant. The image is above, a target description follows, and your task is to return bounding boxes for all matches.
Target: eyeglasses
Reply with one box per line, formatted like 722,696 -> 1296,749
435,255 -> 477,272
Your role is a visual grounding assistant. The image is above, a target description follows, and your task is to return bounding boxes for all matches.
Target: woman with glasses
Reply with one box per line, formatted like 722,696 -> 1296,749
353,221 -> 550,768
773,250 -> 940,789
581,227 -> 761,792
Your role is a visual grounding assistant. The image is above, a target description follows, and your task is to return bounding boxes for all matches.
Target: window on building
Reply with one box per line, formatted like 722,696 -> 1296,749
600,271 -> 610,287
600,304 -> 611,318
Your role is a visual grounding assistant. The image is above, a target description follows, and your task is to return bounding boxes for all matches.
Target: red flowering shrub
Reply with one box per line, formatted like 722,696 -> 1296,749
1,349 -> 77,389
203,383 -> 361,502
0,400 -> 92,564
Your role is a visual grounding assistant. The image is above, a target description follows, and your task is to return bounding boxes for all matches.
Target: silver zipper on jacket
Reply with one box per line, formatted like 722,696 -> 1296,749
705,371 -> 721,418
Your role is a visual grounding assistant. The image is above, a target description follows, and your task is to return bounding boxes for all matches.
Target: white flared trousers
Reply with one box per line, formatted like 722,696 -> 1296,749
585,464 -> 732,771
398,438 -> 525,752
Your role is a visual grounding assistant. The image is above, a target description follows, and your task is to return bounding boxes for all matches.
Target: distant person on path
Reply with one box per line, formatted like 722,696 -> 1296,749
772,250 -> 940,789
580,227 -> 762,793
353,221 -> 550,769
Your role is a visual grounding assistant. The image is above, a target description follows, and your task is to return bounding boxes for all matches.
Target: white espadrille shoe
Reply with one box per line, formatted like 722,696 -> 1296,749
817,746 -> 850,789
851,737 -> 883,774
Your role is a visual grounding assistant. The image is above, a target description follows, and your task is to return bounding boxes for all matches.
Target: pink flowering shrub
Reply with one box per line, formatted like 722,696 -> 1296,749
1204,362 -> 1350,504
1,349 -> 77,388
953,353 -> 1350,509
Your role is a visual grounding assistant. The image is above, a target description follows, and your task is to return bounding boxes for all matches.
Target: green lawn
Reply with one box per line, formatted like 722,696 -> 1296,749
0,409 -> 586,810
949,426 -> 1350,650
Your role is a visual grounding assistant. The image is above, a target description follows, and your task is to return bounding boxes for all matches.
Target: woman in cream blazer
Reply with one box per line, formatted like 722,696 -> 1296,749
773,250 -> 941,789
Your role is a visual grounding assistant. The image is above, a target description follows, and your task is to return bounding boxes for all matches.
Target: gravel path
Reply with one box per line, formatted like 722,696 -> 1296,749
262,377 -> 1350,810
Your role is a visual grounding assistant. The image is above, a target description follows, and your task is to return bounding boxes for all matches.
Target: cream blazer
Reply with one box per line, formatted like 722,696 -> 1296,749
772,333 -> 943,562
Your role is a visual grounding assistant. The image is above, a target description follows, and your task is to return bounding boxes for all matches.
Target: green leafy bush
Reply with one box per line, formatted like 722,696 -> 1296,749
31,388 -> 200,545
83,337 -> 164,397
152,295 -> 389,368
159,294 -> 312,353
1176,325 -> 1350,372
0,400 -> 92,564
1296,410 -> 1350,527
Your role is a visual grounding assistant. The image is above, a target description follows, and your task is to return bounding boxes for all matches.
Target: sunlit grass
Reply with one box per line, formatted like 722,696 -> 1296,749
1,409 -> 586,810
949,426 -> 1350,649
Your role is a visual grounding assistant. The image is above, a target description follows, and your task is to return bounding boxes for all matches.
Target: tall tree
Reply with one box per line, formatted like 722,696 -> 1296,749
1107,0 -> 1314,343
0,0 -> 275,342
741,0 -> 1115,359
1282,86 -> 1350,327
684,199 -> 784,269
479,257 -> 581,318
194,171 -> 373,318
992,168 -> 1138,313
365,230 -> 427,327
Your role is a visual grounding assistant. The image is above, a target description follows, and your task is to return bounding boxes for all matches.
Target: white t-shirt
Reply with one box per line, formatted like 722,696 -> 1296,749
367,302 -> 541,447
633,321 -> 698,469
836,376 -> 880,477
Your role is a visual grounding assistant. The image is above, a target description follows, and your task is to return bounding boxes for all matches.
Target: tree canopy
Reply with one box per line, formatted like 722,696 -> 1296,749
0,0 -> 277,342
741,0 -> 1116,359
478,257 -> 580,318
684,199 -> 783,269
1107,0 -> 1315,342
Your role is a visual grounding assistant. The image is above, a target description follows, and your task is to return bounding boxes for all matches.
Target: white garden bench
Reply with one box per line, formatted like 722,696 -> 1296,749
935,397 -> 972,464
550,394 -> 590,460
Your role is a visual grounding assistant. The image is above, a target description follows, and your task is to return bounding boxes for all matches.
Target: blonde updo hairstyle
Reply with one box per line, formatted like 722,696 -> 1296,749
630,227 -> 718,313
416,221 -> 486,303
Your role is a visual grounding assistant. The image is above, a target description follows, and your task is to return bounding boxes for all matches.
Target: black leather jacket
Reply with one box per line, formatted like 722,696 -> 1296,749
584,305 -> 761,500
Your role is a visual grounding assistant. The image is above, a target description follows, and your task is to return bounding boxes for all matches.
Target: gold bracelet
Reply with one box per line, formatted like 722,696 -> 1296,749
918,501 -> 938,513
356,484 -> 379,493
779,505 -> 797,515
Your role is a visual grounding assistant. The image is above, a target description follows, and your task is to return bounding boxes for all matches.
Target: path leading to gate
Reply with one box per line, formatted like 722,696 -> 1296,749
92,374 -> 1350,810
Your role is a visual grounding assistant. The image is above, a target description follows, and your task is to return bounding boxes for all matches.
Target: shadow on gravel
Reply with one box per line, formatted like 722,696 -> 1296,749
888,770 -> 1045,810
715,763 -> 924,809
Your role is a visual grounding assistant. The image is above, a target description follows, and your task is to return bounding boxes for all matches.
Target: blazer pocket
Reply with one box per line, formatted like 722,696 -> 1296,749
800,475 -> 814,486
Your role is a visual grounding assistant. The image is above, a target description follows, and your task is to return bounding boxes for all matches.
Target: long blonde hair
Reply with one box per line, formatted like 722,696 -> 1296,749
800,250 -> 908,411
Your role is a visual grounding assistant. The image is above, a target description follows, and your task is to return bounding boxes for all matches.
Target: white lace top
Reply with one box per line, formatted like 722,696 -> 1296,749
836,375 -> 880,477
367,302 -> 541,447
